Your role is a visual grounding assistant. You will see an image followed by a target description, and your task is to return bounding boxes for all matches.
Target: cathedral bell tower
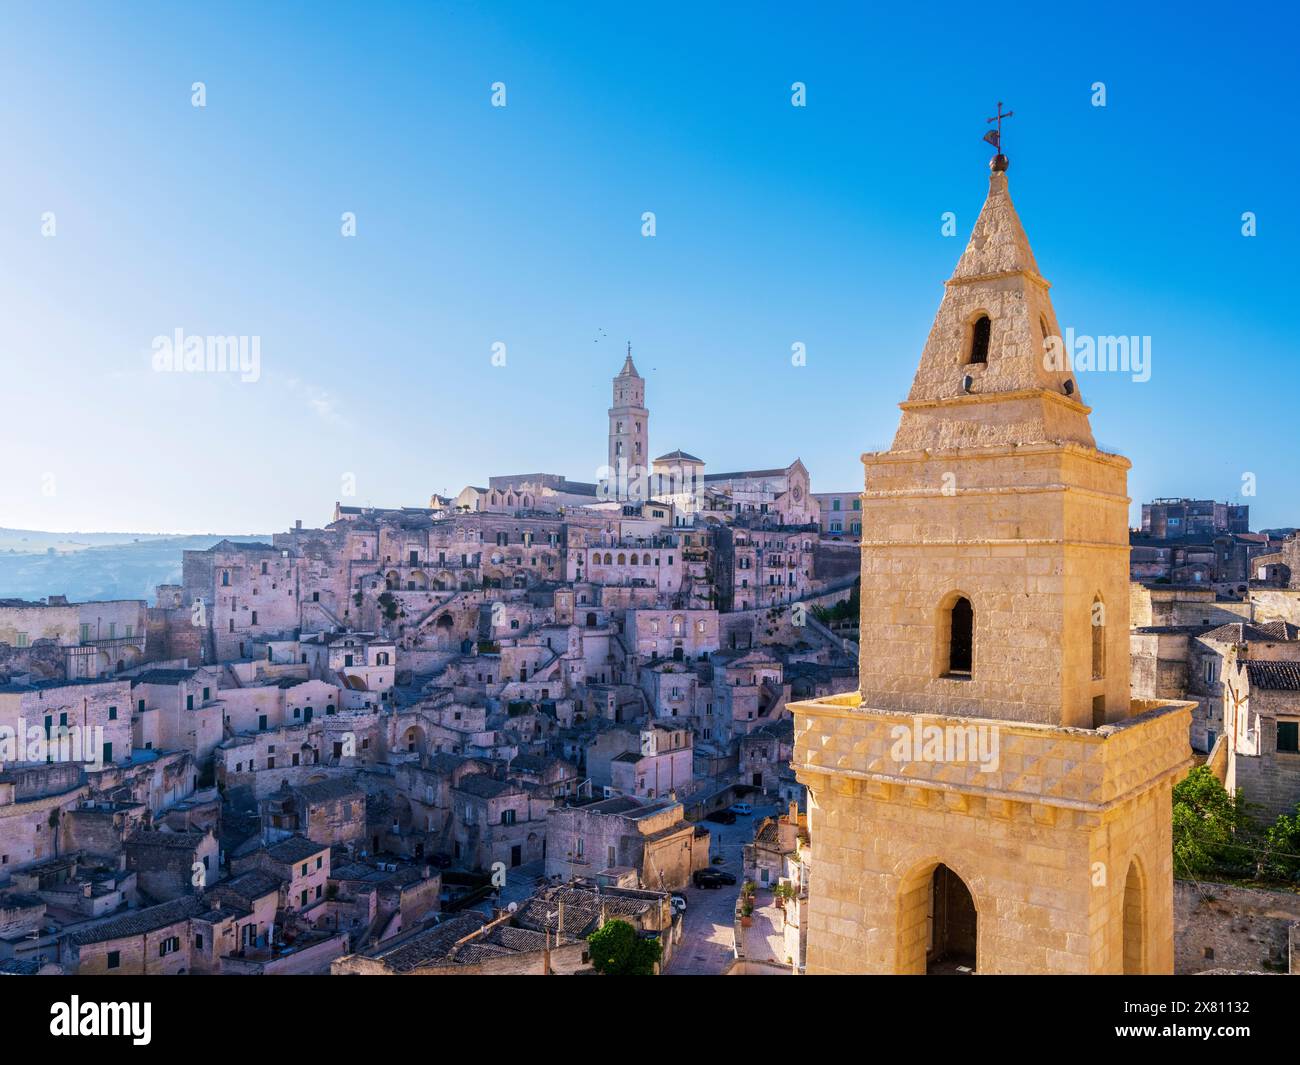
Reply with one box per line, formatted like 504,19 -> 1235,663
608,344 -> 649,499
789,136 -> 1193,975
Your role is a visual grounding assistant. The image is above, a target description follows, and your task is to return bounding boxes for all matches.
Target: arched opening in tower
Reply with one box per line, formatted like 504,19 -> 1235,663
1123,861 -> 1145,974
948,597 -> 973,675
927,864 -> 977,974
968,315 -> 991,364
1091,595 -> 1106,680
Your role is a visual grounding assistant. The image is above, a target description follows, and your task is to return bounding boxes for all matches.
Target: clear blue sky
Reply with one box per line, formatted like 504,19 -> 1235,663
2,1 -> 1295,534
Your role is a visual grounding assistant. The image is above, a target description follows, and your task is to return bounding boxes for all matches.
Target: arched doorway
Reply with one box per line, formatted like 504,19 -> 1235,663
896,860 -> 979,973
927,864 -> 977,973
1122,860 -> 1145,974
434,613 -> 455,650
403,724 -> 426,755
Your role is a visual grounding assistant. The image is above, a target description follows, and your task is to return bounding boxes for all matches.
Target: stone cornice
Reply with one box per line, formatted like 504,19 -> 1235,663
896,388 -> 1090,418
945,267 -> 1051,290
863,434 -> 1132,472
790,695 -> 1195,813
859,482 -> 1131,506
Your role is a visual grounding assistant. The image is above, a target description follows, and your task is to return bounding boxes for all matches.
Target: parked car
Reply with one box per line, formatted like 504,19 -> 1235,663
671,894 -> 687,913
728,802 -> 754,816
693,869 -> 727,889
705,809 -> 737,825
711,870 -> 737,886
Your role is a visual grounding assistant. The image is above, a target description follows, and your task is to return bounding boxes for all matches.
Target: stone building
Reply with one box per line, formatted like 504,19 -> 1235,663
710,649 -> 786,741
713,524 -> 817,611
790,159 -> 1193,974
233,834 -> 331,913
0,676 -> 134,769
332,881 -> 675,975
1141,498 -> 1249,539
607,349 -> 650,500
131,667 -> 224,765
67,895 -> 202,975
125,828 -> 219,901
738,719 -> 794,791
448,773 -> 550,871
544,794 -> 705,890
0,596 -> 148,680
1225,659 -> 1300,821
705,460 -> 817,527
744,802 -> 807,889
261,778 -> 366,848
813,491 -> 862,540
624,608 -> 719,662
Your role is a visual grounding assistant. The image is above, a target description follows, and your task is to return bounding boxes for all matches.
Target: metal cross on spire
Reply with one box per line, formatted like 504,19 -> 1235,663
983,101 -> 1014,170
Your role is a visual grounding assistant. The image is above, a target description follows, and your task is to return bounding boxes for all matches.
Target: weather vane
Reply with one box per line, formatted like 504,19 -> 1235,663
983,101 -> 1013,171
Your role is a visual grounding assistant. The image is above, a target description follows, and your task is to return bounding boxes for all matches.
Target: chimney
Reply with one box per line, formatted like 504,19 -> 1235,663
296,519 -> 303,530
788,801 -> 798,823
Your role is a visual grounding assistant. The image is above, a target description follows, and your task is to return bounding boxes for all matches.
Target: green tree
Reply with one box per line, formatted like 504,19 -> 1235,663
1261,804 -> 1300,882
587,919 -> 662,976
1171,766 -> 1250,877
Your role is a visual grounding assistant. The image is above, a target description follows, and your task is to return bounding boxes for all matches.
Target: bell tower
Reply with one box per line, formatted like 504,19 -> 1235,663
608,344 -> 648,498
789,142 -> 1193,975
865,163 -> 1129,730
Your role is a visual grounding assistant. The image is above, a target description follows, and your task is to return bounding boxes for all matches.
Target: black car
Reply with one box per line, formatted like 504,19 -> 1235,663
711,870 -> 737,886
693,869 -> 727,889
704,809 -> 737,825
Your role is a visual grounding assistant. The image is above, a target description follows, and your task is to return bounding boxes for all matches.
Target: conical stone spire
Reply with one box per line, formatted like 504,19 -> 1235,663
618,342 -> 640,378
891,170 -> 1094,453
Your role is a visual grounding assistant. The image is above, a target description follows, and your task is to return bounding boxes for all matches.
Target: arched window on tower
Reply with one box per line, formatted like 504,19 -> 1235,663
1091,595 -> 1106,680
968,315 -> 991,365
943,596 -> 974,677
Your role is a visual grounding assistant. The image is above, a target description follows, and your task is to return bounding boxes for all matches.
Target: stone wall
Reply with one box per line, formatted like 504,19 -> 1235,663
1174,879 -> 1300,974
792,691 -> 1193,974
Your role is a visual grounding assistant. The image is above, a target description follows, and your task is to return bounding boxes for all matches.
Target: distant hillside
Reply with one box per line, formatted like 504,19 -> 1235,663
0,530 -> 272,603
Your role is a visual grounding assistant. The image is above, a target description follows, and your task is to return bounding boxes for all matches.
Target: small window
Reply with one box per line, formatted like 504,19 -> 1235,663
1091,596 -> 1106,680
946,597 -> 973,675
107,950 -> 120,969
968,315 -> 991,365
1278,721 -> 1299,754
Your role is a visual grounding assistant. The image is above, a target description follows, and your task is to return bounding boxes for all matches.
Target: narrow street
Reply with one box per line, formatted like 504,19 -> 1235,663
663,802 -> 782,975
